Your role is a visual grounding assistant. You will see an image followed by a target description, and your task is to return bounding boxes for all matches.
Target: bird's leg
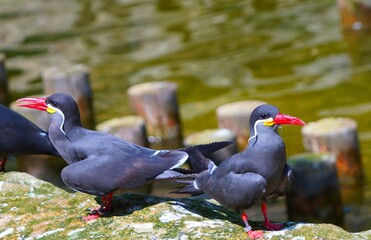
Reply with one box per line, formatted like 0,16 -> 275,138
261,201 -> 284,230
241,211 -> 263,239
100,192 -> 113,212
83,192 -> 113,221
0,156 -> 7,172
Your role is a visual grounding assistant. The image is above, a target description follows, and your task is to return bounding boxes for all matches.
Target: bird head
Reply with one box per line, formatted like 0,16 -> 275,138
16,93 -> 82,133
249,104 -> 305,128
248,104 -> 305,142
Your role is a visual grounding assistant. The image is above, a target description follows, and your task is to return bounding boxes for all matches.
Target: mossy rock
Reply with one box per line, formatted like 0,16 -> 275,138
0,172 -> 370,239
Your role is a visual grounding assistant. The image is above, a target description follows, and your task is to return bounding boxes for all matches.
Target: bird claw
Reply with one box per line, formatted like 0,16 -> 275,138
247,230 -> 264,239
82,207 -> 105,222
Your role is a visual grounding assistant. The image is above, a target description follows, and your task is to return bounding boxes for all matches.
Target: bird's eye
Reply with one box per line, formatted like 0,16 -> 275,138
260,113 -> 268,119
50,101 -> 57,107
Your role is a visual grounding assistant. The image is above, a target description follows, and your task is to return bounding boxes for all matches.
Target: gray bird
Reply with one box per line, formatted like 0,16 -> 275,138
17,93 -> 230,221
0,104 -> 59,171
169,104 -> 305,238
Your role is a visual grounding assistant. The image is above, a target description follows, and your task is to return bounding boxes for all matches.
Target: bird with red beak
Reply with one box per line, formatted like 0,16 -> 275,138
17,93 -> 230,221
169,104 -> 305,239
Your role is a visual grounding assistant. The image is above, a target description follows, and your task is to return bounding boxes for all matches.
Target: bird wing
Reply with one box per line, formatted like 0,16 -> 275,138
71,129 -> 154,158
61,150 -> 188,196
269,164 -> 293,199
197,170 -> 267,211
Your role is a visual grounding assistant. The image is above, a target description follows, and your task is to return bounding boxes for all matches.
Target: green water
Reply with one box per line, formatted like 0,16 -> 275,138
1,0 -> 370,231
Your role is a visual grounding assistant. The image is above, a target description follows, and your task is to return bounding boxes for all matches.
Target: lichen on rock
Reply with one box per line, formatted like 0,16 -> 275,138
0,171 -> 370,239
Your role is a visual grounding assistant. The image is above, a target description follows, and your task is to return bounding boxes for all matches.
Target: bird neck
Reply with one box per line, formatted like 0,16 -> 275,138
48,114 -> 84,164
248,124 -> 279,147
245,124 -> 286,162
244,125 -> 287,186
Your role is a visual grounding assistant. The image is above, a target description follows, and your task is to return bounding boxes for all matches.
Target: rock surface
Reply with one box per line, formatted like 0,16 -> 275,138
0,171 -> 370,239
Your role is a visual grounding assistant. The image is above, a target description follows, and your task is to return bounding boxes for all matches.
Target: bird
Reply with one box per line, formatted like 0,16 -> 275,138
0,104 -> 59,171
166,104 -> 305,239
16,93 -> 231,221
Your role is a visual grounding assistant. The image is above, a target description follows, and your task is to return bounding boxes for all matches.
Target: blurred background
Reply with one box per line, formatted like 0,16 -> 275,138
0,0 -> 370,233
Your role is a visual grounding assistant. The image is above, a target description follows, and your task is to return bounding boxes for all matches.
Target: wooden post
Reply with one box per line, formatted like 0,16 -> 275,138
96,116 -> 148,147
128,81 -> 182,149
338,0 -> 371,66
42,65 -> 95,129
301,117 -> 364,205
286,153 -> 344,226
301,117 -> 363,184
216,100 -> 266,151
10,99 -> 51,131
338,0 -> 371,31
0,53 -> 9,106
183,128 -> 237,165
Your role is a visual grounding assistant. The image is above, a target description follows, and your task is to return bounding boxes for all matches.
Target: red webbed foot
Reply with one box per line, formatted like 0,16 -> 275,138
241,211 -> 264,239
82,211 -> 101,221
261,200 -> 284,231
264,221 -> 284,231
81,193 -> 113,222
247,230 -> 264,239
82,208 -> 103,222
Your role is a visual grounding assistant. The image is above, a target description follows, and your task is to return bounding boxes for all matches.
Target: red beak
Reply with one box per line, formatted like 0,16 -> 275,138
16,97 -> 47,111
273,113 -> 305,126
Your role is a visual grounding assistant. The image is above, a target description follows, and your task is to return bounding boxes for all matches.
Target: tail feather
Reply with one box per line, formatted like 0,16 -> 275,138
170,180 -> 203,195
180,141 -> 232,156
155,141 -> 230,195
184,147 -> 211,173
154,170 -> 197,181
154,169 -> 203,195
181,141 -> 231,173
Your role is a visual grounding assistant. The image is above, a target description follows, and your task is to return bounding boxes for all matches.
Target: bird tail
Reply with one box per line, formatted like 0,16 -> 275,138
170,180 -> 203,194
179,141 -> 231,173
154,141 -> 229,195
168,162 -> 217,194
153,168 -> 203,194
154,156 -> 217,195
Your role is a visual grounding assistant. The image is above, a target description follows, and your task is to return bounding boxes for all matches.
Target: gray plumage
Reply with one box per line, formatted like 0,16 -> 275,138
0,104 -> 59,156
173,104 -> 294,212
44,93 -> 189,196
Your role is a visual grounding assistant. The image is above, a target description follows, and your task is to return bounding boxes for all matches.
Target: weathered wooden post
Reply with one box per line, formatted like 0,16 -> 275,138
216,100 -> 266,151
97,116 -> 148,147
302,117 -> 363,183
183,128 -> 237,165
42,64 -> 95,129
128,81 -> 182,149
301,117 -> 364,205
0,53 -> 9,106
338,0 -> 371,66
286,153 -> 344,226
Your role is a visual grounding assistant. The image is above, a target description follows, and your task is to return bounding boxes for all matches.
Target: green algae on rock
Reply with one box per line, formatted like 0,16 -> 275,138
0,171 -> 370,239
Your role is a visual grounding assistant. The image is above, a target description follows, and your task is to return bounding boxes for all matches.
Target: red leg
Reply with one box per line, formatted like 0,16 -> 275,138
101,192 -> 113,212
82,192 -> 113,222
0,156 -> 7,172
261,201 -> 284,230
241,211 -> 264,239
